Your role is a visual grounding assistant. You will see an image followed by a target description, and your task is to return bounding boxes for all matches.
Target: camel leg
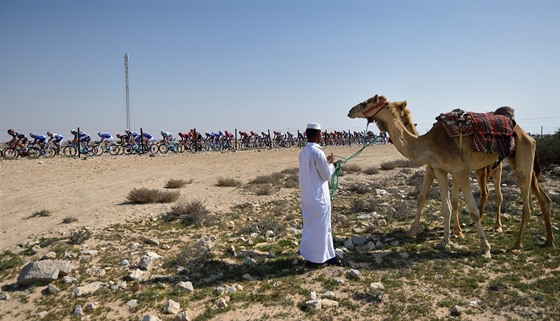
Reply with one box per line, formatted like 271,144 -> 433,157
454,172 -> 491,258
407,165 -> 434,238
433,169 -> 452,250
450,181 -> 464,238
530,171 -> 554,247
491,164 -> 503,232
475,166 -> 490,222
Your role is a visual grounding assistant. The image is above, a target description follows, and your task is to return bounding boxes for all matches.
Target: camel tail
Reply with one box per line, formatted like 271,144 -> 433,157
533,149 -> 542,180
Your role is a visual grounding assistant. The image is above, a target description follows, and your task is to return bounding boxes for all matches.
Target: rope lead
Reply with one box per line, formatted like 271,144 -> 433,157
330,123 -> 374,201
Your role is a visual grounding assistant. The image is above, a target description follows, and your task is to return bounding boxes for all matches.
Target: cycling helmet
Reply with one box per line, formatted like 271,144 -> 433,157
71,129 -> 77,134
125,129 -> 130,133
116,133 -> 121,138
30,132 -> 36,137
47,131 -> 52,136
7,129 -> 14,134
98,132 -> 102,136
161,130 -> 165,135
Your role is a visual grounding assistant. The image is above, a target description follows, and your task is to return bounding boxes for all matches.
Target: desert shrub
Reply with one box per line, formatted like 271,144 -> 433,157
62,216 -> 78,224
127,188 -> 180,204
256,185 -> 274,196
380,161 -> 397,170
364,167 -> 380,175
165,178 -> 193,189
68,228 -> 91,245
394,159 -> 421,168
536,130 -> 560,165
0,251 -> 23,275
250,175 -> 276,184
29,209 -> 51,218
216,177 -> 242,187
343,164 -> 362,174
283,175 -> 299,188
167,200 -> 210,227
347,184 -> 371,194
280,167 -> 299,175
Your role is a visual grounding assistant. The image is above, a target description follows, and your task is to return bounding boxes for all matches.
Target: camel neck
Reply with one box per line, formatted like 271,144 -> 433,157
380,110 -> 429,165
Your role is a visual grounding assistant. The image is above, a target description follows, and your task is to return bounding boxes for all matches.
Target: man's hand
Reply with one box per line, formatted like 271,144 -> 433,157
327,153 -> 335,164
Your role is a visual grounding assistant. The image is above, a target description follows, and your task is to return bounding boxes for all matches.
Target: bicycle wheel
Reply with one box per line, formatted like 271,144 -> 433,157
46,147 -> 56,158
62,146 -> 77,157
150,144 -> 161,154
109,144 -> 120,156
158,144 -> 169,154
26,147 -> 41,159
94,146 -> 104,156
2,147 -> 18,160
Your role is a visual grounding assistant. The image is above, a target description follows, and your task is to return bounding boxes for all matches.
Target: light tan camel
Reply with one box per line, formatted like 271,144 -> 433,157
394,104 -> 504,237
348,94 -> 553,257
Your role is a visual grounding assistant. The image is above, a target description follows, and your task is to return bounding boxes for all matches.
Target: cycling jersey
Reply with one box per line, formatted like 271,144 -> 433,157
100,133 -> 113,140
144,133 -> 153,140
161,131 -> 171,138
51,134 -> 63,142
33,135 -> 47,143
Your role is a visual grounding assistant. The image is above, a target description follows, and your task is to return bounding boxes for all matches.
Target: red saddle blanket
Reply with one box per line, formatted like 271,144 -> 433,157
436,109 -> 516,158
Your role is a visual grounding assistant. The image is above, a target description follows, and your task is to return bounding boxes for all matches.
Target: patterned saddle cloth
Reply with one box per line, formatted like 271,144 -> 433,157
436,108 -> 516,159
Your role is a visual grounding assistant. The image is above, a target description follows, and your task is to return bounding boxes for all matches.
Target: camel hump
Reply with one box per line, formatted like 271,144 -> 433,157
494,106 -> 515,119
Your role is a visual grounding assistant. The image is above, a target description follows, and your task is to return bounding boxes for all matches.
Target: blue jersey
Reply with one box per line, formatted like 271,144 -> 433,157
161,131 -> 171,138
51,134 -> 63,142
144,133 -> 153,140
100,133 -> 112,140
34,135 -> 47,142
79,132 -> 91,141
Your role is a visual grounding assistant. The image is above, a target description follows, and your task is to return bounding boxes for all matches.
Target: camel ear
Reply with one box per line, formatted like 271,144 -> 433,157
397,101 -> 407,110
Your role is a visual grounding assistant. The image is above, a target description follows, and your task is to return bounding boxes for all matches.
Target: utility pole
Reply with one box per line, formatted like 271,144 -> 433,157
124,53 -> 130,129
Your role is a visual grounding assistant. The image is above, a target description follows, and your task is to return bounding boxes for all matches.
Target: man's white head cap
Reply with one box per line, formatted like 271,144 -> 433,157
306,123 -> 321,130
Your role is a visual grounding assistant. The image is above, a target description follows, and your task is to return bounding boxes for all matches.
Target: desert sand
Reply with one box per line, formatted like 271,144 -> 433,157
0,144 -> 402,252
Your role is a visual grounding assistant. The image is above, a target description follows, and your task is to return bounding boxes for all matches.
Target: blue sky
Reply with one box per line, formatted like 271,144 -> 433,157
1,0 -> 558,141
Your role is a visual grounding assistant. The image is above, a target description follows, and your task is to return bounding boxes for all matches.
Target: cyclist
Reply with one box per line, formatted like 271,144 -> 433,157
7,129 -> 28,151
141,132 -> 153,147
29,132 -> 48,150
47,132 -> 64,154
98,132 -> 113,150
160,130 -> 172,144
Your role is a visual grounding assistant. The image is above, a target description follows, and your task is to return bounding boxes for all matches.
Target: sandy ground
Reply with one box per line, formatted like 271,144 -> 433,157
0,144 -> 402,252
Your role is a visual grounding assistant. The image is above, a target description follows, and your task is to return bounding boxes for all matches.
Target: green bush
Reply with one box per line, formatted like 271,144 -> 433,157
535,130 -> 560,165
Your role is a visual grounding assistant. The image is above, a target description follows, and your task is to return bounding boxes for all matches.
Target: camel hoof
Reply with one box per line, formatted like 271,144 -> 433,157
493,225 -> 503,233
480,250 -> 492,259
507,244 -> 522,252
453,231 -> 465,239
406,230 -> 417,238
540,242 -> 555,248
435,241 -> 449,251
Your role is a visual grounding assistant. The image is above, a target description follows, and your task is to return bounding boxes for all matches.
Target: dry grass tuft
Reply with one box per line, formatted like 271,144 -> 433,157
250,175 -> 277,184
364,167 -> 380,175
62,216 -> 78,224
127,187 -> 180,204
167,200 -> 210,226
68,228 -> 91,245
343,164 -> 363,174
165,178 -> 194,189
216,177 -> 242,187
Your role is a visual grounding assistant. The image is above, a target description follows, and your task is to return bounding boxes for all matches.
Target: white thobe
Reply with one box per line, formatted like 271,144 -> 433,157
299,142 -> 336,264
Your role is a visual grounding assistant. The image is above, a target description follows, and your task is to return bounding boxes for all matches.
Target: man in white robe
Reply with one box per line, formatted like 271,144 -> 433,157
299,122 -> 340,268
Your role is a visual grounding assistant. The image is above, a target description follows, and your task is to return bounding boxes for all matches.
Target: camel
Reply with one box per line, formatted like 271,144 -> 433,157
347,94 -> 554,257
394,103 -> 504,237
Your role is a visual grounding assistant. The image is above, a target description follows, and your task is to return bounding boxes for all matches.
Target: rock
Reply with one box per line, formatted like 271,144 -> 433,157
81,249 -> 98,256
377,219 -> 388,226
214,287 -> 225,295
120,259 -> 130,266
42,252 -> 57,260
468,299 -> 480,307
144,238 -> 160,246
17,260 -> 76,286
305,299 -> 322,310
225,285 -> 237,294
85,302 -> 99,312
140,315 -> 161,321
62,276 -> 78,284
164,299 -> 181,314
176,281 -> 194,293
366,241 -> 376,251
351,235 -> 368,246
73,281 -> 103,296
265,230 -> 275,238
173,311 -> 192,321
347,269 -> 362,280
127,269 -> 145,282
73,305 -> 83,318
368,282 -> 385,297
213,297 -> 228,309
244,257 -> 257,265
375,189 -> 388,196
321,299 -> 339,307
322,291 -> 336,298
375,240 -> 385,250
450,305 -> 463,316
126,299 -> 138,308
47,284 -> 60,294
35,311 -> 48,318
344,238 -> 354,250
309,291 -> 317,300
0,292 -> 10,301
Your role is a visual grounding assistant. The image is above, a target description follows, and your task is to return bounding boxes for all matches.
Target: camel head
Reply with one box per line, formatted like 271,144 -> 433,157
347,94 -> 389,121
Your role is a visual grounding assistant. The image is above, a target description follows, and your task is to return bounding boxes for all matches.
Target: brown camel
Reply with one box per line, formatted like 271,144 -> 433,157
394,103 -> 504,237
348,94 -> 553,257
